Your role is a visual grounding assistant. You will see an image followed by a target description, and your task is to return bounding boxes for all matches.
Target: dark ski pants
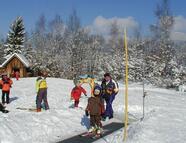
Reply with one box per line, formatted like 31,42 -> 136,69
103,93 -> 116,118
36,88 -> 49,110
74,99 -> 79,107
90,115 -> 102,128
2,91 -> 10,104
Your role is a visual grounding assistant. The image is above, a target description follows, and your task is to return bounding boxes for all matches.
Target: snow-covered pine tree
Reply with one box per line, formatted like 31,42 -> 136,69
176,41 -> 186,67
128,40 -> 145,82
4,16 -> 25,57
0,39 -> 3,54
64,10 -> 89,79
101,20 -> 125,80
149,0 -> 180,87
86,35 -> 104,76
0,39 -> 4,62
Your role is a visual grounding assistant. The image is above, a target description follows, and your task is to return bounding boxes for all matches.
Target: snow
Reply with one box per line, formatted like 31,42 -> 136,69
0,78 -> 186,143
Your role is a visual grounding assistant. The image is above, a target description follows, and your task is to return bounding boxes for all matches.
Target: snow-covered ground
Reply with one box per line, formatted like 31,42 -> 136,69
0,78 -> 186,143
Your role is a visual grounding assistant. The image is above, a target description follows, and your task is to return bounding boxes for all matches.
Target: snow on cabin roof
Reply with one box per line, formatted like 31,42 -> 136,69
0,53 -> 30,68
0,58 -> 6,67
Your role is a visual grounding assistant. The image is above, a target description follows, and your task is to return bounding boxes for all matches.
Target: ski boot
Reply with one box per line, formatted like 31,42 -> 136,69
96,126 -> 103,134
88,126 -> 96,133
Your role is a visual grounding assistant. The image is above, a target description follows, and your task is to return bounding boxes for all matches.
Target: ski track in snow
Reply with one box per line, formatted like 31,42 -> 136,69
0,78 -> 186,143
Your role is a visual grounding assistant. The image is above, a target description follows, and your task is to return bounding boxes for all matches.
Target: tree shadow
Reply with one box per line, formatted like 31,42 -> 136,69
81,115 -> 90,129
9,97 -> 19,103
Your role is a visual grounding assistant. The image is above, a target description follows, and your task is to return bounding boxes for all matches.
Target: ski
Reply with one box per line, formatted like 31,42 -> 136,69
28,108 -> 38,112
80,129 -> 107,139
91,133 -> 102,139
16,107 -> 38,112
90,129 -> 107,139
79,132 -> 96,137
1,109 -> 9,113
69,105 -> 84,110
0,103 -> 8,113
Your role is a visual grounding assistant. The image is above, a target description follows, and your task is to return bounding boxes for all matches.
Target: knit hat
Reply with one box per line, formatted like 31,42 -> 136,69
104,73 -> 111,77
1,72 -> 7,76
42,71 -> 48,78
1,72 -> 8,78
93,85 -> 102,96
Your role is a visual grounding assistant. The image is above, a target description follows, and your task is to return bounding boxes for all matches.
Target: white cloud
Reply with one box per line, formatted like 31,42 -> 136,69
171,32 -> 186,41
87,16 -> 139,37
171,16 -> 186,41
87,15 -> 186,41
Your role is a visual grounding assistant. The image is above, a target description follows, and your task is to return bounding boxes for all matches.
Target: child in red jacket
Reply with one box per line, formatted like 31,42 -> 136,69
71,83 -> 87,107
15,71 -> 20,80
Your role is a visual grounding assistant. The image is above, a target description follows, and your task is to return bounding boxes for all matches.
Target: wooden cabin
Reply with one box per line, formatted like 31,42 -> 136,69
0,53 -> 30,77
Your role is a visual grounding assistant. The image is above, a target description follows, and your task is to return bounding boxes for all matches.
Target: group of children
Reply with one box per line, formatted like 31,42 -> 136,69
0,71 -> 118,135
70,73 -> 119,135
71,82 -> 104,135
0,71 -> 49,113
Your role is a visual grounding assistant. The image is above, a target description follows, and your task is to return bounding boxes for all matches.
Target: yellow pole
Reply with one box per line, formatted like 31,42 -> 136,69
124,28 -> 129,141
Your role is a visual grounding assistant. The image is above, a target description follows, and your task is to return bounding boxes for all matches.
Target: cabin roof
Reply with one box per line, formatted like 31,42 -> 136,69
0,53 -> 30,68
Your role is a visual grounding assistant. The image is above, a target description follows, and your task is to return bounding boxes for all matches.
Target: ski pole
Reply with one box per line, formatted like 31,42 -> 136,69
141,91 -> 147,121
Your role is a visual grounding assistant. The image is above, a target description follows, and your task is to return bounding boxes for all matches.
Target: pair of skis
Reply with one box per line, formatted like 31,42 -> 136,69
16,107 -> 39,112
80,130 -> 104,139
0,103 -> 9,113
0,109 -> 9,113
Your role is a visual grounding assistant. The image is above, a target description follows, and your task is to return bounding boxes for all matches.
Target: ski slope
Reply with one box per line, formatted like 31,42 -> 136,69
0,78 -> 186,143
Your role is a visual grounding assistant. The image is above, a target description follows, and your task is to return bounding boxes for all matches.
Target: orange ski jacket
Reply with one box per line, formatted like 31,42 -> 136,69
0,78 -> 13,91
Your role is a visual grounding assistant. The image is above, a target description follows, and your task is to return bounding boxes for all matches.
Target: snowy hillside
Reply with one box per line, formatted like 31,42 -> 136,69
0,78 -> 186,143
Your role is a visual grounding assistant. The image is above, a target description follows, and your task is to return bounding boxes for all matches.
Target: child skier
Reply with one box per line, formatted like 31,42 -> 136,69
71,82 -> 87,107
85,84 -> 105,135
15,71 -> 20,80
35,71 -> 49,112
0,73 -> 13,104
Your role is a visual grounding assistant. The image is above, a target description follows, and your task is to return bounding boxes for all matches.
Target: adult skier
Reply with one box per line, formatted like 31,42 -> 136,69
101,73 -> 119,120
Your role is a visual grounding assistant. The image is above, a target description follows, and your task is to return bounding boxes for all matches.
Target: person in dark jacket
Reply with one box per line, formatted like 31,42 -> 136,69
85,84 -> 105,134
101,73 -> 119,120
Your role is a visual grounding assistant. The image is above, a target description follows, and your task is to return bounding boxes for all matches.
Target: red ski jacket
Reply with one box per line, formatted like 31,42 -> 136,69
71,86 -> 86,100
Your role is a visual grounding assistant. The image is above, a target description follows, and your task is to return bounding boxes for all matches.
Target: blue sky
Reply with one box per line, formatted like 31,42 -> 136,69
0,0 -> 186,40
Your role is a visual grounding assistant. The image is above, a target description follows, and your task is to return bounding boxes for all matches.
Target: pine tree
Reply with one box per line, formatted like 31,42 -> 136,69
0,39 -> 5,63
148,0 -> 181,87
4,16 -> 25,56
150,0 -> 174,65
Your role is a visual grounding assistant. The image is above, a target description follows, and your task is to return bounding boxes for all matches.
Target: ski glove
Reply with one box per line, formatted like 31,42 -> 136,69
106,89 -> 113,95
85,110 -> 89,116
